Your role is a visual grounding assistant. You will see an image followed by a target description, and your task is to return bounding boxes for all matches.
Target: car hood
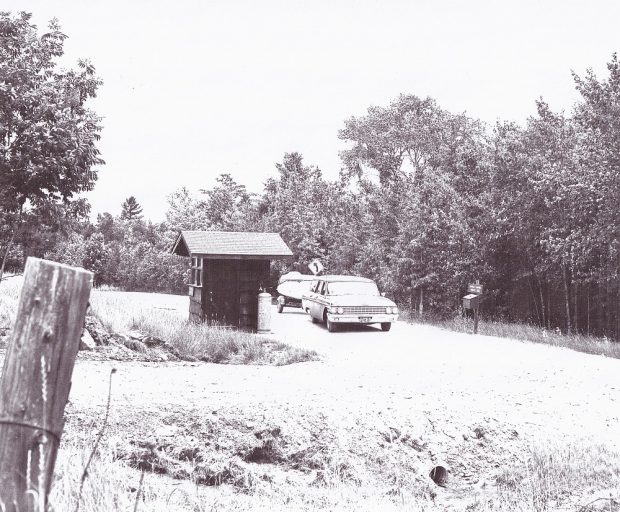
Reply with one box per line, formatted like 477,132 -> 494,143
327,295 -> 396,307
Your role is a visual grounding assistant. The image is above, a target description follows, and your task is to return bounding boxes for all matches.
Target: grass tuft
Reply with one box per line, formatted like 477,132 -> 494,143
0,274 -> 20,329
494,443 -> 620,512
407,311 -> 620,359
88,290 -> 318,365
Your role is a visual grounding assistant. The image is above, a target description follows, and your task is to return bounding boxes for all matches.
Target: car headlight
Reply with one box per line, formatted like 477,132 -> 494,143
337,307 -> 344,314
386,306 -> 392,314
393,307 -> 398,314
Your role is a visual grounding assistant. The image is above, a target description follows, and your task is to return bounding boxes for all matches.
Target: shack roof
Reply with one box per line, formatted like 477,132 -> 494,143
171,230 -> 293,260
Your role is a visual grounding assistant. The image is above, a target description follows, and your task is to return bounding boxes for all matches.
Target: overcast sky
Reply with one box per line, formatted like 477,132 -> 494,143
6,0 -> 620,220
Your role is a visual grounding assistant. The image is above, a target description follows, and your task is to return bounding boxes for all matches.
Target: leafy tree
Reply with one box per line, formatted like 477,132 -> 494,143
260,153 -> 345,275
339,96 -> 493,313
200,173 -> 251,229
165,187 -> 211,230
45,232 -> 86,268
339,95 -> 448,184
0,12 -> 103,280
573,54 -> 620,282
120,196 -> 144,220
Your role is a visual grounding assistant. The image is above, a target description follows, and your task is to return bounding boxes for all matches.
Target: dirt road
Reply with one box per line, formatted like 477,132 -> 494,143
68,304 -> 620,453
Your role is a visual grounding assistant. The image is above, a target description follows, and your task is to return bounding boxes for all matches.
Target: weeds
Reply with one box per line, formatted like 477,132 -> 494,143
494,443 -> 620,511
408,311 -> 620,359
88,289 -> 318,365
0,273 -> 20,329
0,278 -> 317,365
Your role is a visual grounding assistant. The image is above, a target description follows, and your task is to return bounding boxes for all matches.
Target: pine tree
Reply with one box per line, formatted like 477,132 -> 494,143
121,196 -> 144,220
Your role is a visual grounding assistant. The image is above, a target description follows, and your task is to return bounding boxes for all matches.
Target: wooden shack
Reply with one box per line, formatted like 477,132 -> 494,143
171,231 -> 293,329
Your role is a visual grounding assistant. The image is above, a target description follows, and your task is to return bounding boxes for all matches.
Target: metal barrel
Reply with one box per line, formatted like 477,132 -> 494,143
257,292 -> 272,333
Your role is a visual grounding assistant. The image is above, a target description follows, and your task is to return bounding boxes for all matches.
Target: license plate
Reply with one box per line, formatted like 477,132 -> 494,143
359,317 -> 372,323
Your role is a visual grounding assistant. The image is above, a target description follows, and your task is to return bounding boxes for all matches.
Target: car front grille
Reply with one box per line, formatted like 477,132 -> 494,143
341,306 -> 387,315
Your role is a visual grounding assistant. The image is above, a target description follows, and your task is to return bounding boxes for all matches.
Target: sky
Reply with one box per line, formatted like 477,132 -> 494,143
5,0 -> 620,220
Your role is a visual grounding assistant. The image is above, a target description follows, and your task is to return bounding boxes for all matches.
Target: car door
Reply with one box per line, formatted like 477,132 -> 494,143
303,280 -> 319,317
312,280 -> 327,320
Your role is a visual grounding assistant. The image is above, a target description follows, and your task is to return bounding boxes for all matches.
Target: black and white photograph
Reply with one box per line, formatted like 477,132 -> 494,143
0,1 -> 619,510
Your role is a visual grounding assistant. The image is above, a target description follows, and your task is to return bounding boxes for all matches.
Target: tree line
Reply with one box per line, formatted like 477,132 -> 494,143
1,13 -> 618,339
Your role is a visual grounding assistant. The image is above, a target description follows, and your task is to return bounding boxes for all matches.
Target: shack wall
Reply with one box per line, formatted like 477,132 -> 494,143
189,279 -> 204,323
198,258 -> 270,329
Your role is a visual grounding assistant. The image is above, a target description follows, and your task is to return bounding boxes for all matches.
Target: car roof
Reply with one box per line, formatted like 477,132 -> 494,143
313,275 -> 375,283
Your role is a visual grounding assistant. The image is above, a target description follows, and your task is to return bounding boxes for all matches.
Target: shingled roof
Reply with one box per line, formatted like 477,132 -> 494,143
171,231 -> 293,260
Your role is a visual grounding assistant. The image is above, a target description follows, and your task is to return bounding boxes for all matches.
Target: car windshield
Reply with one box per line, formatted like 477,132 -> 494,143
327,281 -> 379,296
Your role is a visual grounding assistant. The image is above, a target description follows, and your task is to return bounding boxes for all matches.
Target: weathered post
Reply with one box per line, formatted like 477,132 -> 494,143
463,282 -> 483,335
0,258 -> 93,511
473,306 -> 479,334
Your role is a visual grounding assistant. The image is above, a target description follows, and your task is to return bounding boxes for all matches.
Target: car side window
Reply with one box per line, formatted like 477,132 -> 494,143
319,281 -> 326,295
311,280 -> 319,293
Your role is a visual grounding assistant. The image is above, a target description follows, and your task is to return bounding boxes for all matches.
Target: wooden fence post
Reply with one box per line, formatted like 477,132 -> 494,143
0,258 -> 93,511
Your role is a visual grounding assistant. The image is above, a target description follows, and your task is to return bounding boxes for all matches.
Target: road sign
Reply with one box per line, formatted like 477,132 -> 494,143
468,283 -> 484,295
308,259 -> 324,275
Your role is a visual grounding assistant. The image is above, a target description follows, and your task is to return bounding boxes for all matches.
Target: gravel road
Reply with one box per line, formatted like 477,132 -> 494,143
68,304 -> 620,453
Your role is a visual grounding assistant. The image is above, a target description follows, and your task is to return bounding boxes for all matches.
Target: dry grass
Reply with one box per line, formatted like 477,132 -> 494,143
50,443 -> 427,512
0,277 -> 317,366
88,290 -> 318,365
0,274 -> 20,329
407,312 -> 620,359
48,422 -> 620,512
492,443 -> 620,512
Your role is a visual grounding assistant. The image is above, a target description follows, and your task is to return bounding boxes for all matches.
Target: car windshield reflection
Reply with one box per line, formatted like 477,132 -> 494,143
327,281 -> 380,296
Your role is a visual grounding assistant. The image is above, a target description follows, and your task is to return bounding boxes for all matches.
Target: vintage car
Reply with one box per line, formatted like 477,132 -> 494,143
301,275 -> 398,332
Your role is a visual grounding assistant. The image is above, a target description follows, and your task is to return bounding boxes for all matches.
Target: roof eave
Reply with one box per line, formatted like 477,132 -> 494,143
170,232 -> 190,256
190,253 -> 294,261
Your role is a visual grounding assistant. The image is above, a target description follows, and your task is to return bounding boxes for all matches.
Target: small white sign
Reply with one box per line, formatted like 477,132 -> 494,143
308,259 -> 324,275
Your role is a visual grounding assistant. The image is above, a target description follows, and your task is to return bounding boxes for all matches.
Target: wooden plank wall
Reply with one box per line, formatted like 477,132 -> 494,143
189,281 -> 203,323
199,259 -> 270,329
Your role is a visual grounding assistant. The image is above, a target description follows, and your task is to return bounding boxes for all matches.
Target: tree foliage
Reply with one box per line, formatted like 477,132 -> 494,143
120,196 -> 143,220
0,12 -> 103,280
6,44 -> 618,339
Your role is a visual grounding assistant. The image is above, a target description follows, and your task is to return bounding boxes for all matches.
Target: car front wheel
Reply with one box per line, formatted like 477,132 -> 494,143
381,322 -> 391,332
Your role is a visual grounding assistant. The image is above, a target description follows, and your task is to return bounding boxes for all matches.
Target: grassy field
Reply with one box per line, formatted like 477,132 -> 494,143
0,276 -> 317,365
88,290 -> 318,365
403,311 -> 620,360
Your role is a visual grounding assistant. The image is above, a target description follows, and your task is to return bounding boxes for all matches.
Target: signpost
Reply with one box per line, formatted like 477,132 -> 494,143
463,282 -> 484,334
467,283 -> 484,295
308,259 -> 324,275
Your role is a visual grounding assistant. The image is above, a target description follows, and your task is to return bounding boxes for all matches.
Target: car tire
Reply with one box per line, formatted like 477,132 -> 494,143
277,302 -> 284,313
310,314 -> 319,323
381,322 -> 391,332
327,318 -> 337,332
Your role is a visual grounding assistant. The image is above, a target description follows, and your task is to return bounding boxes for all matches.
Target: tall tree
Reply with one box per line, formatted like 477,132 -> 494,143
339,95 -> 448,185
260,153 -> 344,273
120,196 -> 144,220
0,12 -> 103,280
200,173 -> 250,229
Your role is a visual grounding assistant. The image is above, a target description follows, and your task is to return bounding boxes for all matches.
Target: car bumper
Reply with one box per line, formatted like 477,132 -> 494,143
327,313 -> 399,324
